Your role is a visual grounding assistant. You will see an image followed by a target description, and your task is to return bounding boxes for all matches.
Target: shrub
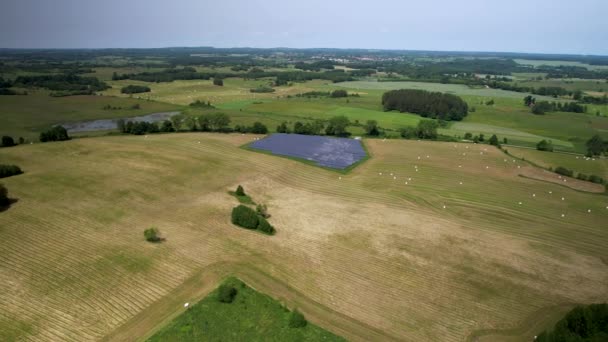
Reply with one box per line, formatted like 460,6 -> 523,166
489,134 -> 499,146
288,309 -> 307,328
251,122 -> 268,134
218,284 -> 237,303
120,85 -> 151,94
577,173 -> 588,181
0,183 -> 9,207
236,185 -> 245,196
589,175 -> 604,184
250,85 -> 275,93
536,139 -> 554,152
0,165 -> 23,179
256,204 -> 270,218
330,89 -> 348,98
464,132 -> 473,140
257,217 -> 275,235
40,126 -> 69,142
554,166 -> 573,177
276,122 -> 290,133
213,78 -> 224,86
231,205 -> 259,229
144,227 -> 160,242
1,136 -> 15,147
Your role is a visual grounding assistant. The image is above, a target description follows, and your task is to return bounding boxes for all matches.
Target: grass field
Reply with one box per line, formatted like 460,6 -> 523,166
147,277 -> 344,341
514,59 -> 608,71
0,93 -> 179,140
1,133 -> 606,341
506,146 -> 608,179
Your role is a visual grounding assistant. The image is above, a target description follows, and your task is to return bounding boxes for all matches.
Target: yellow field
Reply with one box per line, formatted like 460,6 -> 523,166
0,134 -> 606,341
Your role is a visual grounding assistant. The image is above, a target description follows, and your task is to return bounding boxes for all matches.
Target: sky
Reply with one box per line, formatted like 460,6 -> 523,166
1,0 -> 607,55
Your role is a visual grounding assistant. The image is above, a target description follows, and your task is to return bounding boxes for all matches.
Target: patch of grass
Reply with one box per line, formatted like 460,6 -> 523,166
147,277 -> 344,342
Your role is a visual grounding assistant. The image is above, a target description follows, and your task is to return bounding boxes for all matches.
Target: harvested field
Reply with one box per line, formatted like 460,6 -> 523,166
0,134 -> 606,341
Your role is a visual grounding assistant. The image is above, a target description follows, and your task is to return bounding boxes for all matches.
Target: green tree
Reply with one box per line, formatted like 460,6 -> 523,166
536,139 -> 554,152
416,120 -> 438,139
1,136 -> 15,147
256,204 -> 269,218
208,113 -> 231,131
236,185 -> 245,196
0,183 -> 9,207
489,134 -> 499,146
251,122 -> 268,134
325,116 -> 350,136
231,205 -> 259,229
276,122 -> 289,133
586,135 -> 605,156
144,227 -> 160,242
160,120 -> 175,132
40,126 -> 69,142
364,120 -> 380,136
218,284 -> 237,303
288,309 -> 307,328
257,217 -> 275,235
213,78 -> 224,86
0,165 -> 23,179
464,132 -> 473,140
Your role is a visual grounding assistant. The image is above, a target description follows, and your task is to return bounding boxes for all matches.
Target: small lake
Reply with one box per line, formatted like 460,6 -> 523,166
62,111 -> 180,133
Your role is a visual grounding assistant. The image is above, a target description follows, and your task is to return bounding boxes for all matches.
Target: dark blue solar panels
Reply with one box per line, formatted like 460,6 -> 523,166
249,133 -> 367,169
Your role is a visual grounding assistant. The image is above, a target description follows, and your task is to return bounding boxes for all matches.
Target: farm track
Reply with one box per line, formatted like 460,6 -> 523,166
0,133 -> 607,341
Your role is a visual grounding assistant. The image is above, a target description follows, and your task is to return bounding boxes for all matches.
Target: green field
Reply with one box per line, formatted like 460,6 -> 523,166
0,92 -> 179,140
506,146 -> 608,178
148,277 -> 344,341
514,59 -> 608,71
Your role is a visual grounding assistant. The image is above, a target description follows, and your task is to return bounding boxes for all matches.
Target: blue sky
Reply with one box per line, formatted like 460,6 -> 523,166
1,0 -> 607,55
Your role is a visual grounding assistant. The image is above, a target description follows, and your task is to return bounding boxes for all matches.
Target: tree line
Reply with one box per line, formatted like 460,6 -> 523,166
120,85 -> 151,94
536,303 -> 607,341
12,74 -> 110,95
382,89 -> 468,121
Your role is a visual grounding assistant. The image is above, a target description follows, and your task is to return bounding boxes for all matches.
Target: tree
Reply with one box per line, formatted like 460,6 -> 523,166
486,99 -> 494,105
586,135 -> 606,156
330,89 -> 348,98
218,284 -> 237,303
503,137 -> 508,144
0,164 -> 23,178
573,89 -> 583,101
208,113 -> 231,131
144,227 -> 160,242
416,120 -> 438,139
0,183 -> 9,207
231,205 -> 259,229
236,185 -> 245,196
489,134 -> 499,146
276,122 -> 290,133
120,85 -> 151,94
160,120 -> 175,132
257,217 -> 275,235
364,120 -> 380,136
213,78 -> 224,86
382,89 -> 468,121
536,139 -> 554,152
523,95 -> 536,106
116,119 -> 126,133
251,122 -> 268,134
464,132 -> 473,140
1,136 -> 15,147
288,309 -> 307,328
325,116 -> 350,136
40,126 -> 69,142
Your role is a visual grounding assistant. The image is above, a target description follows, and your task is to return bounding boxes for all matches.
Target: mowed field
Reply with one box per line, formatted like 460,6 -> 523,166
0,133 -> 607,341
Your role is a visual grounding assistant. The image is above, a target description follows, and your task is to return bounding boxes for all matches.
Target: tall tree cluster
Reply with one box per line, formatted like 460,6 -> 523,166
382,89 -> 468,121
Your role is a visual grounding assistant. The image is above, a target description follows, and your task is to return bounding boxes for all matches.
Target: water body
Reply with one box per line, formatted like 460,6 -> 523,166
62,111 -> 180,133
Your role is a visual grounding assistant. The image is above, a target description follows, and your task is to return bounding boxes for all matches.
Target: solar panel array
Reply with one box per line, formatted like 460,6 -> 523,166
249,133 -> 367,169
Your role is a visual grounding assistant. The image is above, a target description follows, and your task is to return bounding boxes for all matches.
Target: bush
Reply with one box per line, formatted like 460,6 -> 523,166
257,217 -> 275,235
218,284 -> 237,303
589,175 -> 604,184
1,136 -> 15,147
0,165 -> 23,179
536,303 -> 608,342
536,139 -> 554,152
251,122 -> 268,134
236,185 -> 245,196
40,126 -> 69,142
577,173 -> 588,181
231,205 -> 259,229
0,183 -> 9,207
554,166 -> 573,177
288,309 -> 307,328
250,85 -> 275,93
330,89 -> 348,98
489,134 -> 499,146
120,85 -> 151,94
213,78 -> 224,86
144,227 -> 160,242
